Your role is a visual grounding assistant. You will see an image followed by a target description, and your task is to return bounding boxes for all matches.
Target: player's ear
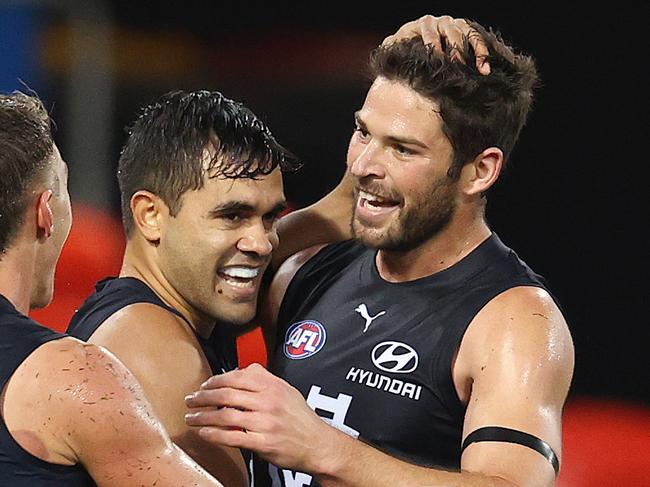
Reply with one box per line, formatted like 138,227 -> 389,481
459,147 -> 503,196
36,190 -> 54,239
130,191 -> 167,243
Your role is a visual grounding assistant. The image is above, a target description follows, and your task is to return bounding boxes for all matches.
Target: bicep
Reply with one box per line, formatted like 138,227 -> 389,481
458,287 -> 574,486
64,345 -> 220,486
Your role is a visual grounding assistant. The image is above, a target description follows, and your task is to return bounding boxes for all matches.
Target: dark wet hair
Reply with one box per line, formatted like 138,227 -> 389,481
118,90 -> 300,237
0,92 -> 54,253
369,21 -> 538,179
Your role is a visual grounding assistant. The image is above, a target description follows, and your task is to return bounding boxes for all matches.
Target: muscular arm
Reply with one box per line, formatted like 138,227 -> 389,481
88,304 -> 247,487
2,337 -> 221,486
271,169 -> 353,271
311,286 -> 574,487
187,287 -> 573,487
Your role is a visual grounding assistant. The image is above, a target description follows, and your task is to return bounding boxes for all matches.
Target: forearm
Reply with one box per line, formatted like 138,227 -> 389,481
313,427 -> 516,487
272,169 -> 354,269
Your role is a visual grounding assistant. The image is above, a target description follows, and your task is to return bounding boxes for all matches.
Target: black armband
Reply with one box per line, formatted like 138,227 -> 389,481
461,426 -> 559,476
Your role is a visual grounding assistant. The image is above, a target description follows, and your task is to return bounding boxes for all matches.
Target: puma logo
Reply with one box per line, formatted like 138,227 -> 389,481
355,304 -> 386,333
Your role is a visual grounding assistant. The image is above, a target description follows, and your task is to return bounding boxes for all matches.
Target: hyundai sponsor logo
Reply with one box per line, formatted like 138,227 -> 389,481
345,367 -> 422,401
371,341 -> 419,373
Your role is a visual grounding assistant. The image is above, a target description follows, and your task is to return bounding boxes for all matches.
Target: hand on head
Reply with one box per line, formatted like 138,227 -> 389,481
382,14 -> 491,75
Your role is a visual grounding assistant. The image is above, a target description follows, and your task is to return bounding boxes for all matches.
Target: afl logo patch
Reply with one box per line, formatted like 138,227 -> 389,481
284,320 -> 327,360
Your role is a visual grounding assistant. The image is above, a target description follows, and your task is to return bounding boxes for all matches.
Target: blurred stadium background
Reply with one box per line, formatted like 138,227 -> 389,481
1,1 -> 647,485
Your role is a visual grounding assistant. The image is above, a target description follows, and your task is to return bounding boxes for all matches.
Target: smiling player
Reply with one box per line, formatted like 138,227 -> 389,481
66,89 -> 352,487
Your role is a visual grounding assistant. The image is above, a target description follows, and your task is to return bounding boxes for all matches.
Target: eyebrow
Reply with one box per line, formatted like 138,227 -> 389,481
209,200 -> 288,216
354,111 -> 429,150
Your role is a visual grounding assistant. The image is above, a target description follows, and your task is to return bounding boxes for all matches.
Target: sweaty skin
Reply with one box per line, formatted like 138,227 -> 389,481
0,99 -> 220,486
1,338 -> 222,486
184,36 -> 574,486
85,156 -> 354,486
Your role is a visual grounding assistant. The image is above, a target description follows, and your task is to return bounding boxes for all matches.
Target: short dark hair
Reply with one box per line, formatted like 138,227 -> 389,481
118,90 -> 300,237
0,92 -> 54,253
369,21 -> 538,179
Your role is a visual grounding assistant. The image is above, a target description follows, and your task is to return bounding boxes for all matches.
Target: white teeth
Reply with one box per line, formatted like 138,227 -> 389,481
359,190 -> 382,202
221,267 -> 260,279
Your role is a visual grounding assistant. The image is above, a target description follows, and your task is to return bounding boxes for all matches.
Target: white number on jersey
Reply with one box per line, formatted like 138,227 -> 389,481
270,384 -> 359,486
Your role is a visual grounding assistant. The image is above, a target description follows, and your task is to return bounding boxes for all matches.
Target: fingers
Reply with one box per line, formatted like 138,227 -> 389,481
418,15 -> 443,55
431,15 -> 460,56
383,17 -> 442,53
467,29 -> 491,75
186,364 -> 295,412
383,14 -> 491,75
201,362 -> 271,392
185,386 -> 259,410
185,405 -> 260,431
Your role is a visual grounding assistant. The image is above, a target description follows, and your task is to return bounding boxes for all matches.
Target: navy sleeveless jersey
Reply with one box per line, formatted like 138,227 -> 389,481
0,294 -> 95,486
259,234 -> 552,486
67,277 -> 238,374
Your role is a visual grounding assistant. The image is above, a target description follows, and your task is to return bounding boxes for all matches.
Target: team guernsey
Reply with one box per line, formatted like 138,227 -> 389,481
66,276 -> 238,375
0,295 -> 95,486
261,233 -> 551,487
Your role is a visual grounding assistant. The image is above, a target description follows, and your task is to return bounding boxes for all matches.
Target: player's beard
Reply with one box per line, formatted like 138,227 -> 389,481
352,174 -> 457,252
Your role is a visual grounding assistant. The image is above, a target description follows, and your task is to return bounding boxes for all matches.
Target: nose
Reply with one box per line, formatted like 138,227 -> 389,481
348,140 -> 385,179
237,221 -> 275,257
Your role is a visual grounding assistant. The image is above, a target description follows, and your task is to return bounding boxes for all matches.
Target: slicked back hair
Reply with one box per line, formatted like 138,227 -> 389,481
0,92 -> 54,253
118,90 -> 300,237
369,21 -> 538,179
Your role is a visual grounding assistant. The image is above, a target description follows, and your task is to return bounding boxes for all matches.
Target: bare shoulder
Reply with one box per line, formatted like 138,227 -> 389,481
86,302 -> 211,432
484,286 -> 571,348
461,285 -> 574,389
6,337 -> 221,485
25,337 -> 153,410
88,302 -> 207,383
83,301 -> 247,484
92,301 -> 197,344
41,339 -> 172,450
10,335 -> 126,389
5,337 -> 162,448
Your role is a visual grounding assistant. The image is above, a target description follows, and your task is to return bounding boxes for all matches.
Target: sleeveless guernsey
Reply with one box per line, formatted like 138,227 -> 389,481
66,277 -> 238,374
260,233 -> 551,487
0,294 -> 95,486
66,277 -> 252,480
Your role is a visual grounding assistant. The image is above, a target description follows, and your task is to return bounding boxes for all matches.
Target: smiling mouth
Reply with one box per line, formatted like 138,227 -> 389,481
357,189 -> 401,213
217,266 -> 262,289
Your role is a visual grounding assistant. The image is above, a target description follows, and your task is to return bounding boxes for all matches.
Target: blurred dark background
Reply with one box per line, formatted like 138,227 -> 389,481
1,1 -> 647,409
